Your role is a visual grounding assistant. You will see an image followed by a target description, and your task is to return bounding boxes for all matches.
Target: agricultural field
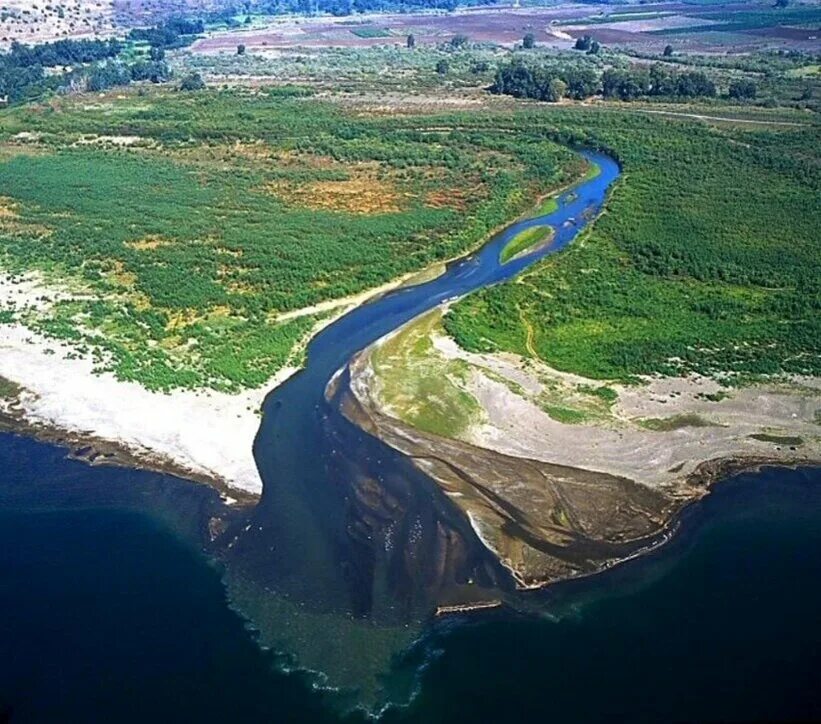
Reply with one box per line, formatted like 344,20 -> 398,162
444,106 -> 821,385
0,85 -> 579,392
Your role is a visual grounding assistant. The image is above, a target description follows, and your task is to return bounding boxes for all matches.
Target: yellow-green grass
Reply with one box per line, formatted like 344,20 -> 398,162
500,225 -> 554,264
530,196 -> 558,218
371,311 -> 482,439
541,404 -> 590,425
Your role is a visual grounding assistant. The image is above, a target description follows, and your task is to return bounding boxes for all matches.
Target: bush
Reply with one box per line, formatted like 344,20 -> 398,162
178,72 -> 205,91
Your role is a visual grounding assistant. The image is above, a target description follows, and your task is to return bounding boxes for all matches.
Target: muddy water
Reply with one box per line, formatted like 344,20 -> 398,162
205,152 -> 622,693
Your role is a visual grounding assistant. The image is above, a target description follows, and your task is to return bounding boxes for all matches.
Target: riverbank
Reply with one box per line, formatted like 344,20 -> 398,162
345,307 -> 821,587
0,265 -> 448,498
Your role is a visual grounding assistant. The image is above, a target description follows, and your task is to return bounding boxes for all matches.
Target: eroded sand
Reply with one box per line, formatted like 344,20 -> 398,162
347,308 -> 820,585
432,332 -> 820,491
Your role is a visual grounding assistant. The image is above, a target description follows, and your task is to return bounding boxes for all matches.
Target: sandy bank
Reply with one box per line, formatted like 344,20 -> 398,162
0,272 -> 298,496
345,308 -> 820,586
0,254 -> 451,496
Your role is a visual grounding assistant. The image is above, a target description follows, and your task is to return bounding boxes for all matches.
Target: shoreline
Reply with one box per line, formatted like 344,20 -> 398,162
0,258 -> 456,498
0,163 -> 585,499
344,318 -> 821,592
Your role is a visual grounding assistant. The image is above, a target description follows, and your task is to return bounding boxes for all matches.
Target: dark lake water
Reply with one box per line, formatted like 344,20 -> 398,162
1,151 -> 819,720
0,432 -> 818,722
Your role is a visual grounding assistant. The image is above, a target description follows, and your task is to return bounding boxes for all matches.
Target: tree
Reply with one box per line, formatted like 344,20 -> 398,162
237,44 -> 246,55
436,59 -> 449,75
588,40 -> 600,55
663,44 -> 673,57
449,34 -> 469,49
574,35 -> 592,51
407,34 -> 415,49
179,72 -> 205,91
774,0 -> 788,7
728,79 -> 756,100
149,46 -> 165,61
523,33 -> 535,49
544,77 -> 566,102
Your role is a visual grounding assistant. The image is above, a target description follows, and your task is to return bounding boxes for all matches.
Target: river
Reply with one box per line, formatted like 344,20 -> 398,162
0,150 -> 819,720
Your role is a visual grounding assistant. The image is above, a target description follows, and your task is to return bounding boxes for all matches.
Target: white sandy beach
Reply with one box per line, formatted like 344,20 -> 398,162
0,272 -> 295,495
0,263 -> 442,496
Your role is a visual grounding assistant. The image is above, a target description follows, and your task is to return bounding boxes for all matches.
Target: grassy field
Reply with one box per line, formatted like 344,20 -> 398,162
0,85 -> 579,392
444,105 -> 821,386
500,225 -> 553,263
371,310 -> 482,438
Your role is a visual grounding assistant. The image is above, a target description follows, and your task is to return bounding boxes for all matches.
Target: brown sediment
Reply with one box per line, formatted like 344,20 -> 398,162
342,346 -> 817,594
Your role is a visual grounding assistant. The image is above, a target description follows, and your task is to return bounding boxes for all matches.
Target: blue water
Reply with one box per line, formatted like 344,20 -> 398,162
235,151 -> 622,615
1,150 -> 819,719
0,433 -> 818,722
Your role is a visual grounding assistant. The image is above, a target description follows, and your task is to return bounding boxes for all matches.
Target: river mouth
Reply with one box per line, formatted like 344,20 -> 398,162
0,431 -> 818,720
216,152 -> 621,610
1,145 -> 817,716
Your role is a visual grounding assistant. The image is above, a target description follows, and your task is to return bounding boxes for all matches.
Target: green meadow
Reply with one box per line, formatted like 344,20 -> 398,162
0,86 -> 578,391
445,106 -> 821,385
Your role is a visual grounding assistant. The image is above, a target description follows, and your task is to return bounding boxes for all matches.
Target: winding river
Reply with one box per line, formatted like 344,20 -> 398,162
211,152 -> 622,665
1,150 -> 819,719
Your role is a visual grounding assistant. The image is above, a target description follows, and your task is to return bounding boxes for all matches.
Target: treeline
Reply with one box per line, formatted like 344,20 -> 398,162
247,0 -> 492,18
0,18 -> 201,103
491,59 -> 723,103
85,60 -> 172,92
601,65 -> 715,100
0,37 -> 124,102
6,38 -> 122,68
491,61 -> 599,102
127,17 -> 205,49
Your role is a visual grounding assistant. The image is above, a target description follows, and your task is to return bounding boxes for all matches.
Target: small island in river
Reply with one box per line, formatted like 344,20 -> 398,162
0,5 -> 819,709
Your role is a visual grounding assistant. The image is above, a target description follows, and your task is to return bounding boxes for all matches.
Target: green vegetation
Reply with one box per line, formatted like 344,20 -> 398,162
653,5 -> 821,35
349,26 -> 392,39
371,311 -> 482,438
500,225 -> 553,264
749,433 -> 804,446
639,414 -> 717,431
0,18 -> 206,104
577,385 -> 618,405
0,86 -> 579,391
531,196 -> 558,218
0,375 -> 20,400
492,58 -> 718,103
445,107 -> 821,386
541,405 -> 590,425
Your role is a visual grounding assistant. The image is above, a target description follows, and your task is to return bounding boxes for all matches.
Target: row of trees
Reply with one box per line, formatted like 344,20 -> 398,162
86,60 -> 172,92
127,18 -> 205,49
601,65 -> 716,100
490,61 -> 600,102
491,60 -> 726,103
5,38 -> 123,69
